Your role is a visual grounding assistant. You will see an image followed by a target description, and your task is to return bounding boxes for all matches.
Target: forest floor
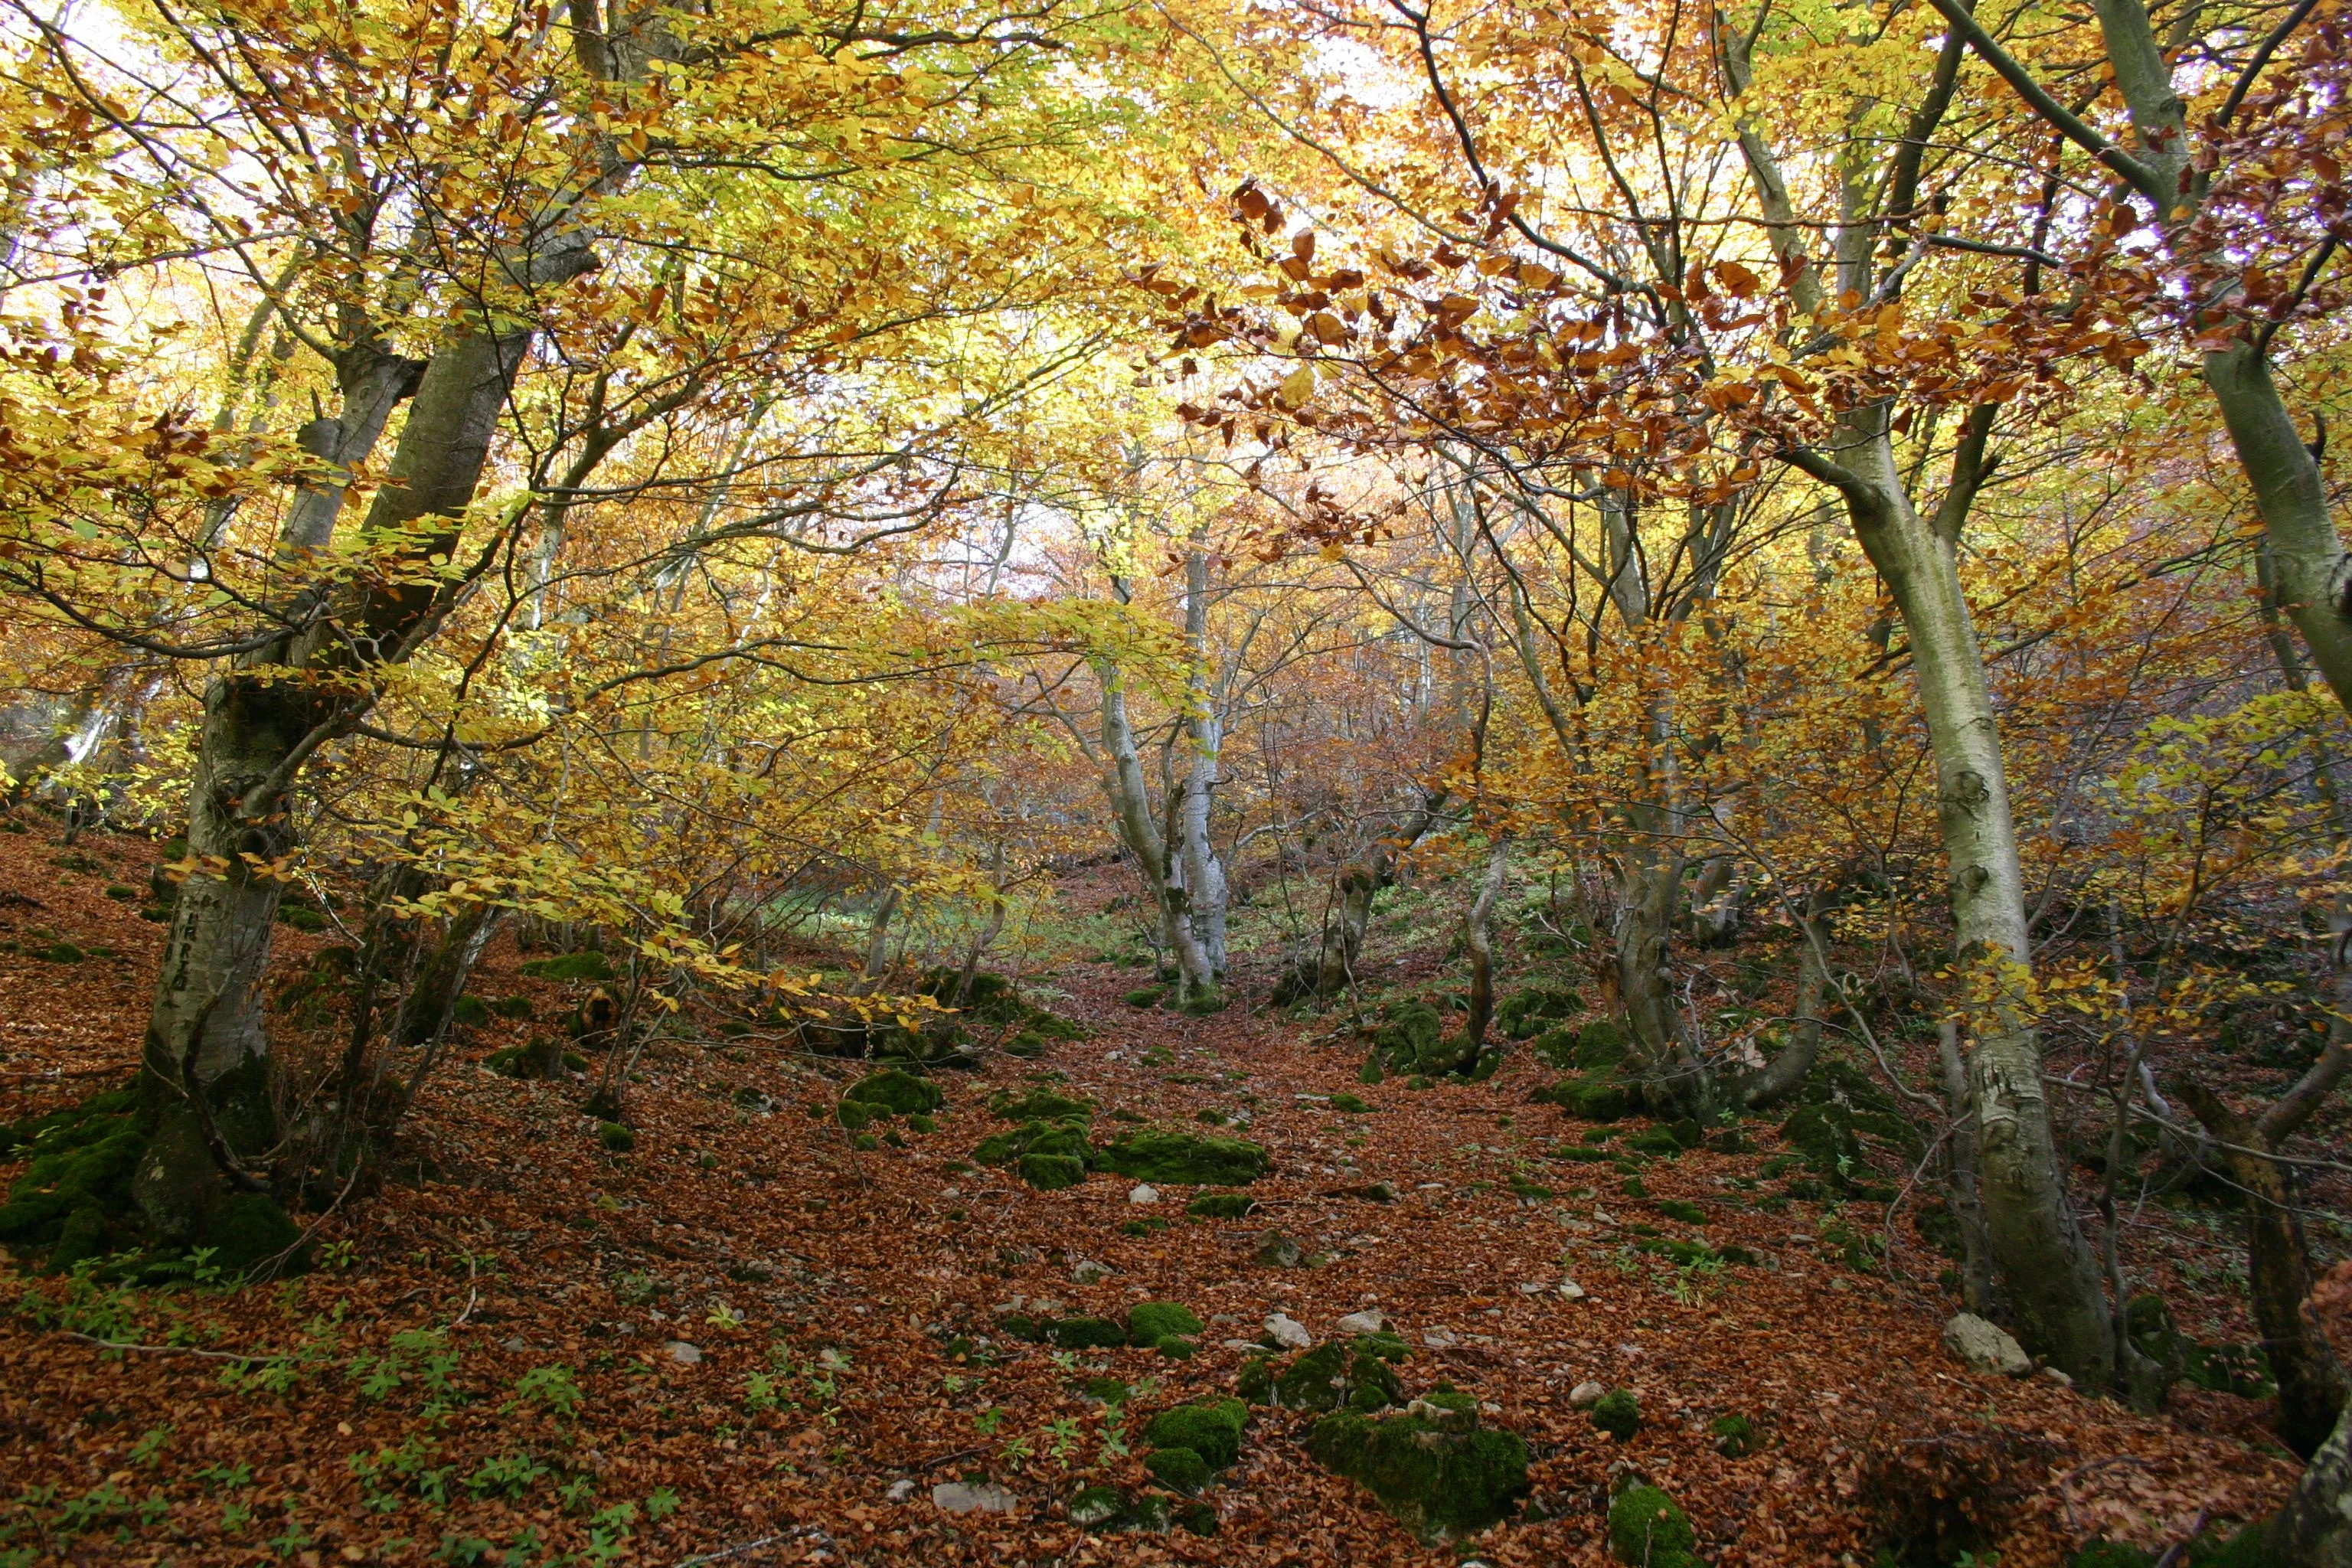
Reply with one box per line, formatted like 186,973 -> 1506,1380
0,829 -> 2324,1567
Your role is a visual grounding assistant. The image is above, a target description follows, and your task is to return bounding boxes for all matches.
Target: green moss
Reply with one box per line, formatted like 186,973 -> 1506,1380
1083,1377 -> 1132,1404
1176,990 -> 1229,1016
1142,1399 -> 1248,1468
1607,1485 -> 1696,1567
492,995 -> 533,1019
597,1122 -> 636,1152
1302,1405 -> 1530,1544
1156,1335 -> 1197,1360
518,950 -> 614,982
1018,1153 -> 1088,1190
0,1089 -> 145,1263
1186,1191 -> 1256,1220
1328,1093 -> 1372,1114
1592,1389 -> 1640,1439
1144,1446 -> 1210,1493
1174,1501 -> 1217,1536
204,1193 -> 303,1275
1097,1127 -> 1269,1185
1530,1027 -> 1581,1068
1710,1413 -> 1754,1456
38,941 -> 84,963
1046,1315 -> 1129,1349
1533,1074 -> 1628,1122
988,1089 -> 1093,1124
1357,1053 -> 1384,1085
1263,1341 -> 1406,1413
1574,1018 -> 1628,1069
1496,986 -> 1583,1040
844,1069 -> 942,1116
1122,985 -> 1167,1008
1658,1199 -> 1707,1224
1129,1302 -> 1205,1346
2069,1543 -> 2154,1568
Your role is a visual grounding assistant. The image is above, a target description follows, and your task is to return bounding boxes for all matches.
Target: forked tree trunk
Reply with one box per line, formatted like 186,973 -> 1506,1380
1096,646 -> 1217,1005
1462,838 -> 1510,1056
137,320 -> 548,1240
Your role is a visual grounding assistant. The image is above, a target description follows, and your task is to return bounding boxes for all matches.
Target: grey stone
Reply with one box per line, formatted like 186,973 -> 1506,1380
1128,1184 -> 1161,1205
1942,1312 -> 2032,1377
1070,1258 -> 1113,1285
885,1479 -> 916,1503
1335,1308 -> 1387,1334
933,1481 -> 1019,1514
1253,1230 -> 1304,1267
1265,1312 -> 1313,1350
1422,1327 -> 1459,1349
1568,1380 -> 1608,1407
663,1341 -> 703,1365
1560,1282 -> 1587,1301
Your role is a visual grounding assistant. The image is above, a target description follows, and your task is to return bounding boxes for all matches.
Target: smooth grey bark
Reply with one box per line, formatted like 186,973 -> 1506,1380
2271,1394 -> 2352,1566
1790,416 -> 2114,1385
1723,17 -> 2116,1383
1462,838 -> 1511,1054
1096,641 -> 1217,1004
1177,538 -> 1230,978
136,313 -> 559,1239
1936,1018 -> 1998,1315
1740,906 -> 1827,1109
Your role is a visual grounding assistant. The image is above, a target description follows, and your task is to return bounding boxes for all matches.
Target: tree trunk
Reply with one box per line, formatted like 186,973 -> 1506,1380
1938,1018 -> 1998,1316
1796,419 -> 2117,1387
1096,646 -> 1217,1004
2268,1393 -> 2352,1566
1614,835 -> 1700,1111
136,319 -> 544,1240
1740,905 -> 1827,1109
1462,838 -> 1510,1057
1178,540 -> 1230,979
2177,1079 -> 2350,1460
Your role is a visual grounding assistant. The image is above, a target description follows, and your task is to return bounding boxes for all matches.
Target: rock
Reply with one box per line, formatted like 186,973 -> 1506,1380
1561,1282 -> 1587,1301
1423,1328 -> 1459,1349
1302,1392 -> 1530,1544
1335,1308 -> 1387,1334
1071,1258 -> 1113,1284
1569,1380 -> 1608,1408
885,1478 -> 916,1503
932,1481 -> 1019,1514
1129,1301 -> 1205,1346
1942,1312 -> 2032,1377
1608,1483 -> 1694,1566
501,1336 -> 533,1353
1265,1312 -> 1313,1350
1253,1230 -> 1304,1267
1098,1127 -> 1271,1185
2043,1366 -> 2075,1389
664,1341 -> 704,1365
1129,1184 -> 1161,1205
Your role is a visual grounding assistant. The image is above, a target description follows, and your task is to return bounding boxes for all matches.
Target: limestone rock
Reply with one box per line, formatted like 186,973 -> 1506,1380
933,1481 -> 1019,1514
1568,1380 -> 1608,1408
1335,1308 -> 1387,1335
1265,1312 -> 1313,1350
1129,1184 -> 1161,1205
1942,1312 -> 2031,1377
663,1340 -> 703,1365
1071,1258 -> 1113,1284
1253,1229 -> 1304,1267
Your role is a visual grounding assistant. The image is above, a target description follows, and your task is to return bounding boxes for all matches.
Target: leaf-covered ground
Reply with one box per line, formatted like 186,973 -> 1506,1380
0,831 -> 2313,1566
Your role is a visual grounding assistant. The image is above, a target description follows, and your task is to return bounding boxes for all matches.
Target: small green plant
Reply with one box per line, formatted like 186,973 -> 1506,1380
974,1406 -> 1006,1436
1044,1415 -> 1083,1466
645,1487 -> 680,1521
514,1364 -> 584,1418
466,1452 -> 550,1499
557,1475 -> 599,1513
127,1425 -> 172,1465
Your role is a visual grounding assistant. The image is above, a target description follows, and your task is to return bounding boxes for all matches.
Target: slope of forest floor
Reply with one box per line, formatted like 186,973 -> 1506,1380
0,829 -> 2318,1566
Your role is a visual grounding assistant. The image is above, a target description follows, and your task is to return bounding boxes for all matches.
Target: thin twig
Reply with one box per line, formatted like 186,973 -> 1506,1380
55,1331 -> 270,1362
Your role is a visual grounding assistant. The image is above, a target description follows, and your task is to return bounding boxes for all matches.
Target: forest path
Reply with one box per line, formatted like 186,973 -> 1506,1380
0,830 -> 2298,1566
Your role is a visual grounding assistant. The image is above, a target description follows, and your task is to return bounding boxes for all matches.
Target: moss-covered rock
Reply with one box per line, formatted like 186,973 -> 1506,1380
974,1119 -> 1093,1187
1607,1485 -> 1697,1567
1144,1446 -> 1210,1493
1142,1399 -> 1248,1468
1496,986 -> 1583,1040
1186,1191 -> 1256,1220
0,1089 -> 145,1263
1070,1484 -> 1174,1532
518,950 -> 614,982
1123,985 -> 1168,1008
1129,1302 -> 1204,1346
205,1192 -> 304,1275
1573,1018 -> 1628,1069
1045,1315 -> 1128,1350
1591,1388 -> 1640,1439
1018,1153 -> 1088,1190
988,1088 -> 1093,1125
597,1121 -> 636,1152
1328,1092 -> 1372,1114
1533,1074 -> 1629,1122
1302,1400 -> 1530,1545
1244,1339 -> 1406,1413
1096,1127 -> 1269,1185
1779,1100 -> 1864,1181
1710,1413 -> 1755,1457
844,1069 -> 942,1116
